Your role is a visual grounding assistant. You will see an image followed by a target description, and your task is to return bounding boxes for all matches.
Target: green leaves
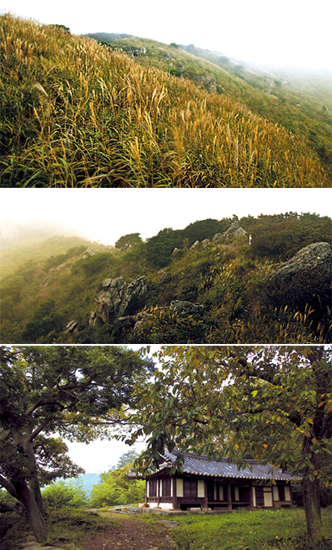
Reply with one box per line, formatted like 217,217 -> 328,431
130,346 -> 332,482
0,346 -> 154,493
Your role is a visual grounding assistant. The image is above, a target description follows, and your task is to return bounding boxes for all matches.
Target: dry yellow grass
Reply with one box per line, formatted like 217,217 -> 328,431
0,14 -> 330,187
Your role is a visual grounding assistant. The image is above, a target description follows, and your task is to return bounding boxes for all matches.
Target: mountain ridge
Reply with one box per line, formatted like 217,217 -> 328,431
1,214 -> 330,344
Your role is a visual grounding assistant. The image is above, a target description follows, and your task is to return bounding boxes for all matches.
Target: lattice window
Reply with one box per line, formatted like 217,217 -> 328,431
184,479 -> 197,497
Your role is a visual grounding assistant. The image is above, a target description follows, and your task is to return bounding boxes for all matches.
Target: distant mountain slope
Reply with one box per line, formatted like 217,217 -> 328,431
0,226 -> 92,279
1,14 -> 330,187
77,473 -> 101,496
85,32 -> 133,42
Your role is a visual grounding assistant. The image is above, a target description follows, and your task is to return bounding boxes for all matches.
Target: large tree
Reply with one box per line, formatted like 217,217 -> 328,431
0,345 -> 154,542
129,346 -> 332,544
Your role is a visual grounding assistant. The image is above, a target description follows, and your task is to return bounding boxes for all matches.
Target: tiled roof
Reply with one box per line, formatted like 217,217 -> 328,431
152,450 -> 301,481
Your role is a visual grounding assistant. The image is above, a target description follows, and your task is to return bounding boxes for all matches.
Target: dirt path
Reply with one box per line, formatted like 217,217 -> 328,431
80,515 -> 177,550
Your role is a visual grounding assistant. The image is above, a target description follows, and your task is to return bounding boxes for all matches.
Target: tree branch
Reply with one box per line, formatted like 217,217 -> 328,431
0,474 -> 20,500
0,429 -> 11,442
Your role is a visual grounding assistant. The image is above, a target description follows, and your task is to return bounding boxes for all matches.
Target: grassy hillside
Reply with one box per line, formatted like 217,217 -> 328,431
1,214 -> 330,344
0,14 -> 331,188
99,34 -> 332,173
78,33 -> 332,179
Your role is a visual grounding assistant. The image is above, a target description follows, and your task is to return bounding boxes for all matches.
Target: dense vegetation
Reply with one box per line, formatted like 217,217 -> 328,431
1,213 -> 331,343
1,14 -> 331,187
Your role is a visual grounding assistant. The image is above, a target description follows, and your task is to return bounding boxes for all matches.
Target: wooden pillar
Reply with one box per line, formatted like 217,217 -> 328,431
157,479 -> 160,507
227,482 -> 232,510
249,481 -> 254,509
172,478 -> 177,510
204,480 -> 208,509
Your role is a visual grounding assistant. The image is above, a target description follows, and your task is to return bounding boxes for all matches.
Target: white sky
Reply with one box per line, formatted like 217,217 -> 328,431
2,0 -> 332,71
1,188 -> 331,247
65,439 -> 147,474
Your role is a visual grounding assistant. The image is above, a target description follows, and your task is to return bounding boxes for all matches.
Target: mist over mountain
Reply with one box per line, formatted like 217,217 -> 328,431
0,221 -> 83,249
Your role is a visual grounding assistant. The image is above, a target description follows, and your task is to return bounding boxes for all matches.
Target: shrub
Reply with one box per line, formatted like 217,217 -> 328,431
42,479 -> 87,509
21,299 -> 64,342
71,253 -> 114,277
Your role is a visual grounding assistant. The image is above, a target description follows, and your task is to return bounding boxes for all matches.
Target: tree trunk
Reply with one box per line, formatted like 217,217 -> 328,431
302,473 -> 322,544
29,474 -> 47,516
13,479 -> 48,543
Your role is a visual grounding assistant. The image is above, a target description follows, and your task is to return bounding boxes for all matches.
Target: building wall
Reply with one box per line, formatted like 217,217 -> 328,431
146,477 -> 293,510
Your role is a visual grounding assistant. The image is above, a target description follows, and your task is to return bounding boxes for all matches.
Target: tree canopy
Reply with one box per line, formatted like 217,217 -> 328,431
115,233 -> 143,250
0,345 -> 154,542
128,346 -> 332,543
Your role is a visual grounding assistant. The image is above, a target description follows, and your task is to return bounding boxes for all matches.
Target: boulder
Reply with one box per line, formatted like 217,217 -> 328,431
199,76 -> 217,94
265,242 -> 331,311
190,240 -> 200,249
90,276 -> 147,325
133,47 -> 146,57
65,320 -> 80,334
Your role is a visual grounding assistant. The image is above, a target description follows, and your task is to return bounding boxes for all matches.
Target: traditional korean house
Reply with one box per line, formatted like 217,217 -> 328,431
130,450 -> 301,511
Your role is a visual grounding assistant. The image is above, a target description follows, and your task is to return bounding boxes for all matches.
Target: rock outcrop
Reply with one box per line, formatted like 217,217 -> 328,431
234,227 -> 247,237
88,275 -> 205,330
223,221 -> 247,240
89,276 -> 147,326
82,249 -> 96,258
265,242 -> 331,311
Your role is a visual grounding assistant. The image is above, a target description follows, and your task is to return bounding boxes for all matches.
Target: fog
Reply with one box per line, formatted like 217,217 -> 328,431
2,0 -> 332,71
1,188 -> 331,248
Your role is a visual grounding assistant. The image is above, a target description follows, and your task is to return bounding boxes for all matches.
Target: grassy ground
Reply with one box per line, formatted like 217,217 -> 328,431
1,508 -> 331,550
171,508 -> 332,550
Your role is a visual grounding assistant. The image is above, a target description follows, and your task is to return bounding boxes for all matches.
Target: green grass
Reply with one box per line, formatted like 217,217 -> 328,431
171,508 -> 332,550
45,509 -> 120,547
0,509 -> 121,550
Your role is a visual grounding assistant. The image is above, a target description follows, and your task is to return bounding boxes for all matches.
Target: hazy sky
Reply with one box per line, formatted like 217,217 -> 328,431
2,188 -> 331,247
2,0 -> 332,71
